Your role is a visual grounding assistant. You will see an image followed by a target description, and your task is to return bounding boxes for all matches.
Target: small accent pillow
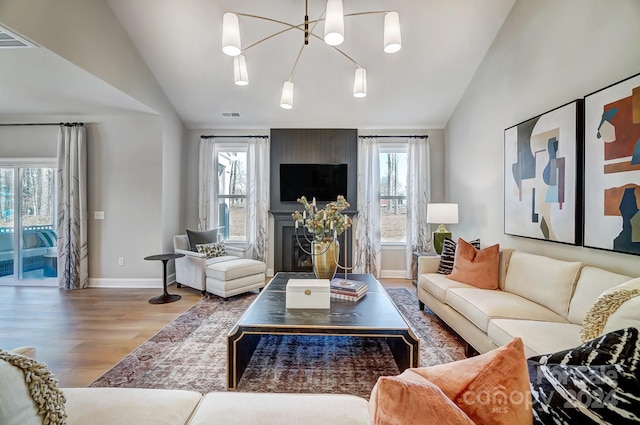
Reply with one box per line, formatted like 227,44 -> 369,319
0,349 -> 66,425
438,237 -> 480,275
186,229 -> 218,252
370,338 -> 532,425
196,242 -> 227,259
581,277 -> 640,341
448,239 -> 500,290
528,328 -> 640,425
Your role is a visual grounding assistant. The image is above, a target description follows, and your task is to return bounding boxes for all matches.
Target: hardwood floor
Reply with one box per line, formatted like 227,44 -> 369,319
0,277 -> 413,388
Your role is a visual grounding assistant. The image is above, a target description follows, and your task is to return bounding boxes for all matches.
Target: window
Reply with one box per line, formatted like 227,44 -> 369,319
216,147 -> 247,242
379,145 -> 408,243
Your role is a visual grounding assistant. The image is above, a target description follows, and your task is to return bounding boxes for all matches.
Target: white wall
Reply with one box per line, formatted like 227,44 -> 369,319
0,126 -> 57,158
0,0 -> 189,286
446,0 -> 640,276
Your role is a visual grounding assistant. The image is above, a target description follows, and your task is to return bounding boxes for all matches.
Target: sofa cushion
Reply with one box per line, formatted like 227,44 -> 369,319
205,258 -> 266,281
567,266 -> 632,325
449,240 -> 500,290
188,392 -> 369,425
488,319 -> 583,358
446,287 -> 567,332
581,277 -> 640,341
419,273 -> 474,303
0,349 -> 66,425
64,387 -> 201,425
437,237 -> 480,274
186,229 -> 218,252
503,252 -> 582,317
371,338 -> 531,425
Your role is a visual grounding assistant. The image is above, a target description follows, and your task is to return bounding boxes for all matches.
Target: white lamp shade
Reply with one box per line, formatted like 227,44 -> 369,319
324,0 -> 344,46
426,203 -> 459,224
233,55 -> 249,85
353,68 -> 367,98
383,11 -> 401,53
222,12 -> 242,56
280,81 -> 294,109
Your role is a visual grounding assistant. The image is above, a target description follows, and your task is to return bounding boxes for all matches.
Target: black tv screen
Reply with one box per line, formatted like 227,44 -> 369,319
280,163 -> 348,202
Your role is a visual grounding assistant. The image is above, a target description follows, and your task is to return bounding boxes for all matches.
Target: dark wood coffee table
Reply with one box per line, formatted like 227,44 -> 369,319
227,272 -> 420,390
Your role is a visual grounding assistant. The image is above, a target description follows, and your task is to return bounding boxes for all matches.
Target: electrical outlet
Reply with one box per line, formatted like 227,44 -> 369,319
118,257 -> 125,266
94,211 -> 105,220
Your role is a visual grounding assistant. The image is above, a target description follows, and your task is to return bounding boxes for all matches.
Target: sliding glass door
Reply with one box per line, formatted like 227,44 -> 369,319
0,163 -> 57,284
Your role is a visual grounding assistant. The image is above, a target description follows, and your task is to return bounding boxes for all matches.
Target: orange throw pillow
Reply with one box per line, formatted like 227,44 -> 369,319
369,338 -> 532,425
449,238 -> 499,290
369,370 -> 475,425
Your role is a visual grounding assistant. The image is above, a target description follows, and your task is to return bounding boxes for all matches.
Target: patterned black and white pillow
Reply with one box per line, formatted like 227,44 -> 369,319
528,327 -> 640,425
196,242 -> 227,259
437,238 -> 480,275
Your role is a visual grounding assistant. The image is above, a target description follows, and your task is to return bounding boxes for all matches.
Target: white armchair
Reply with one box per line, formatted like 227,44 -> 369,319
173,235 -> 243,294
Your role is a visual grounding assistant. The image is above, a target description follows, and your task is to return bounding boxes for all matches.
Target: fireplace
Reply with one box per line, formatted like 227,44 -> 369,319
276,216 -> 354,273
291,235 -> 312,271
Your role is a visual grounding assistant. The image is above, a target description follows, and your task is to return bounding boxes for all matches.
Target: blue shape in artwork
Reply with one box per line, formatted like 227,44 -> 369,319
613,187 -> 640,254
597,107 -> 619,139
546,185 -> 559,203
631,139 -> 640,165
543,137 -> 558,186
512,117 -> 539,195
531,188 -> 539,223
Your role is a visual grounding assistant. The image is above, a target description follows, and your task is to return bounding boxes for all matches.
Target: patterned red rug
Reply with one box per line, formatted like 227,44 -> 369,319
90,287 -> 465,398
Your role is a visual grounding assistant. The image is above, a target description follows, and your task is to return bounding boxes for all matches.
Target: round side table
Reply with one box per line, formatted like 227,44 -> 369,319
144,253 -> 185,304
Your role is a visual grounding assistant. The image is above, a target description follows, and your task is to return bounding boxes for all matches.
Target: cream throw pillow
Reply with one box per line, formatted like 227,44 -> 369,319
581,277 -> 640,341
0,349 -> 66,425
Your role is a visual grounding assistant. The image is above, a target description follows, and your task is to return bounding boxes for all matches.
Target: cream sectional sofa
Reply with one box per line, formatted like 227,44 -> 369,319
417,249 -> 640,357
2,347 -> 369,425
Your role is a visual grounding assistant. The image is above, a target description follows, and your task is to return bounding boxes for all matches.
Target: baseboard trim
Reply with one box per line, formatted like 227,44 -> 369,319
380,270 -> 408,279
266,268 -> 275,277
88,273 -> 177,288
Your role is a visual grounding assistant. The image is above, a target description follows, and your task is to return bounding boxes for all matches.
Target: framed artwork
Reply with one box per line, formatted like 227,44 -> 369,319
584,73 -> 640,255
504,100 -> 583,244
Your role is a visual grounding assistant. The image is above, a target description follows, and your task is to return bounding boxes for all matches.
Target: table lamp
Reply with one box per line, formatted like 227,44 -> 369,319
427,203 -> 459,254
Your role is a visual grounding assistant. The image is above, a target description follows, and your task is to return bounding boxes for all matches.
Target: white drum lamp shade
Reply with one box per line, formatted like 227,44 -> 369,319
383,11 -> 402,53
353,68 -> 367,98
234,55 -> 249,85
222,12 -> 242,56
427,203 -> 459,254
324,0 -> 344,46
280,81 -> 294,109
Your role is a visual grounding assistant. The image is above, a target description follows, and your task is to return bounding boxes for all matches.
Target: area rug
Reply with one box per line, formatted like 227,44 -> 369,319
90,288 -> 465,398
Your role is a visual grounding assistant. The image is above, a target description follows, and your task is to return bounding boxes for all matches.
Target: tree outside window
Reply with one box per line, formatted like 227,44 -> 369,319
217,150 -> 247,241
379,147 -> 408,243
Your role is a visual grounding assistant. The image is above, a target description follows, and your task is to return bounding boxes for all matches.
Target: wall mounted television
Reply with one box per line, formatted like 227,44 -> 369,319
280,163 -> 348,202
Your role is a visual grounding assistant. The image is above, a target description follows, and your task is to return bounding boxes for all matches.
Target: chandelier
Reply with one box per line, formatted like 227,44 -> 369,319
221,0 -> 402,109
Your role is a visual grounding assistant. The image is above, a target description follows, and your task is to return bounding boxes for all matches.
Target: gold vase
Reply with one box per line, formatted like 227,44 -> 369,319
312,239 -> 339,280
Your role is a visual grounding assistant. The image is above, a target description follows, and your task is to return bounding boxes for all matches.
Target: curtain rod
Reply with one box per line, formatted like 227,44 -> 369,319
200,135 -> 268,139
0,122 -> 84,127
358,135 -> 428,139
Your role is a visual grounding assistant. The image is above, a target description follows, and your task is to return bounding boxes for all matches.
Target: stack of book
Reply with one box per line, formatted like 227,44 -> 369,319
330,278 -> 367,302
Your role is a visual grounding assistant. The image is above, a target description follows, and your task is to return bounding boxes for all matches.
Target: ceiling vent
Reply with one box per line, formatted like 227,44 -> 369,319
0,26 -> 37,49
222,112 -> 241,118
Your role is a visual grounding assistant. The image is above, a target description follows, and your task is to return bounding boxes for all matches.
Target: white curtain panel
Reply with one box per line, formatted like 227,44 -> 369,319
355,137 -> 382,277
198,138 -> 217,231
405,137 -> 431,278
246,137 -> 270,262
56,124 -> 88,290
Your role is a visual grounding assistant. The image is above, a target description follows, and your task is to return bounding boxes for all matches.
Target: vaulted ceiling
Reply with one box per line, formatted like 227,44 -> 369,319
0,0 -> 516,129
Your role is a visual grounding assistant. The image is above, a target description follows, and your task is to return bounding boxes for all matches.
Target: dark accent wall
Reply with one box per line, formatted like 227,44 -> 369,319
270,129 -> 357,272
270,128 -> 358,211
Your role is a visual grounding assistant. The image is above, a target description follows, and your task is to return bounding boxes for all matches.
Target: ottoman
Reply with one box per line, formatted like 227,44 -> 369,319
205,258 -> 266,299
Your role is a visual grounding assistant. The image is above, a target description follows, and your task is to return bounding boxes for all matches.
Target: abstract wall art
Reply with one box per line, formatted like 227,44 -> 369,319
584,73 -> 640,255
504,100 -> 582,244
